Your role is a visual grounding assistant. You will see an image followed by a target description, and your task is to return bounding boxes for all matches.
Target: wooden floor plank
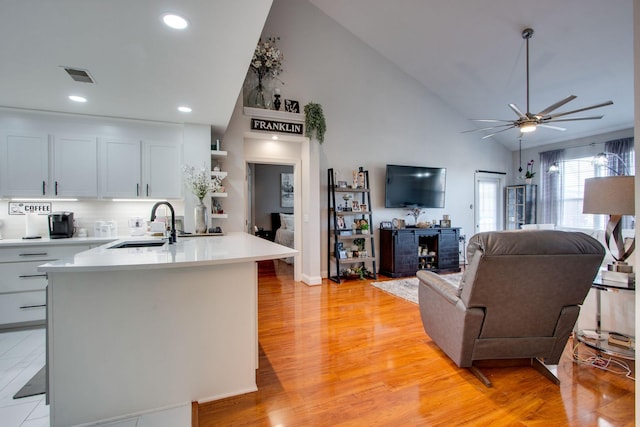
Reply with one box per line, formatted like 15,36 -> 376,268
198,261 -> 635,426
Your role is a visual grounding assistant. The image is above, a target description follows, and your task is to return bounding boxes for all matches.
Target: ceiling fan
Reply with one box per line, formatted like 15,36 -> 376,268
464,28 -> 613,140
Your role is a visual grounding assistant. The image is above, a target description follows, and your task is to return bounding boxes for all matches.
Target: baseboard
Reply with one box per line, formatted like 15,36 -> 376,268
302,273 -> 322,285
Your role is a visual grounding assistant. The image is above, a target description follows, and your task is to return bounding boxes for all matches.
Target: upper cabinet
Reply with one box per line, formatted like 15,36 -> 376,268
99,138 -> 141,198
142,140 -> 182,199
0,131 -> 97,198
0,131 -> 49,197
100,138 -> 182,199
1,130 -> 182,199
52,135 -> 98,197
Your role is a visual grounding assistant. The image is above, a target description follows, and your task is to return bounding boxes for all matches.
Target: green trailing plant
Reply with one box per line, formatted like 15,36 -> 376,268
304,102 -> 326,143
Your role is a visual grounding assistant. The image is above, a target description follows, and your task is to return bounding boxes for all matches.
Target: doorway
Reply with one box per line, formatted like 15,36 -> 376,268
247,162 -> 294,237
474,171 -> 506,233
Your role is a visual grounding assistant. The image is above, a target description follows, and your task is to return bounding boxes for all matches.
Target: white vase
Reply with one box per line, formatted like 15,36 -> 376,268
525,178 -> 532,184
194,199 -> 207,234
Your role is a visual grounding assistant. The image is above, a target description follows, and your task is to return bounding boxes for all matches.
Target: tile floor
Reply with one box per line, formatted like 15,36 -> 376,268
0,328 -> 48,427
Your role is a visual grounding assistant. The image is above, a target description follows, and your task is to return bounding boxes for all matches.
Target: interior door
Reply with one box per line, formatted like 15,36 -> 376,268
474,171 -> 505,233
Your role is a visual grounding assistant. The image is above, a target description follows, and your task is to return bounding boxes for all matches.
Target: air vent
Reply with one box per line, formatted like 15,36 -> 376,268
63,67 -> 95,84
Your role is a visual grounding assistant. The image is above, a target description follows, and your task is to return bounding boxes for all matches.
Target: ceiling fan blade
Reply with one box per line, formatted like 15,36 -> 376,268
462,124 -> 514,134
538,124 -> 567,131
508,104 -> 527,119
536,95 -> 577,117
544,116 -> 604,123
544,101 -> 613,120
481,126 -> 516,140
471,119 -> 513,123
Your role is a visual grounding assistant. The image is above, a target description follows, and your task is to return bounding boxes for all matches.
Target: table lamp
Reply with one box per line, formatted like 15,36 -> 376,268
583,175 -> 635,283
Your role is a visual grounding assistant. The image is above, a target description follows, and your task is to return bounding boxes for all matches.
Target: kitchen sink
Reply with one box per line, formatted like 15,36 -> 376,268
108,240 -> 167,249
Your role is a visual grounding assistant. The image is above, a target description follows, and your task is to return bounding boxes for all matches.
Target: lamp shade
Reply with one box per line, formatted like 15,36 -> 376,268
583,176 -> 635,215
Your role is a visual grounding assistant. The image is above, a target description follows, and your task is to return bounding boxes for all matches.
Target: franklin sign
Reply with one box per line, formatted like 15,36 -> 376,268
250,118 -> 303,135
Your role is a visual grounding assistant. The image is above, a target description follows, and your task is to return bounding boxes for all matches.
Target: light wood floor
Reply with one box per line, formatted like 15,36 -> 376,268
197,261 -> 635,426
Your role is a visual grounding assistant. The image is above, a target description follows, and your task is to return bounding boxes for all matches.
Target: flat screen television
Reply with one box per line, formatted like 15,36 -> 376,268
385,164 -> 446,208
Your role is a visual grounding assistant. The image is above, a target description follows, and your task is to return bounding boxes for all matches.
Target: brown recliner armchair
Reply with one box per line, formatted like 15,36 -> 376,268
417,230 -> 604,386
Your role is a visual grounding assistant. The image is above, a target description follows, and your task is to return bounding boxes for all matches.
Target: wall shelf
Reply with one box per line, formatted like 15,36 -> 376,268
210,150 -> 228,158
243,107 -> 305,123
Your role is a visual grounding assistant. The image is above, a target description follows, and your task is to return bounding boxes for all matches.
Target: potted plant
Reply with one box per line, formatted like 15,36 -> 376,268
183,164 -> 217,233
525,160 -> 536,184
304,102 -> 326,143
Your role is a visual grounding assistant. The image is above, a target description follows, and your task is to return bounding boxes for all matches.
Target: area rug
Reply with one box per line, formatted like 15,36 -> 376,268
371,272 -> 463,304
13,366 -> 46,399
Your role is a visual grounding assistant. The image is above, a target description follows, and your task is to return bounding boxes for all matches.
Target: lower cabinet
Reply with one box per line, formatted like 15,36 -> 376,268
380,228 -> 461,277
0,243 -> 93,330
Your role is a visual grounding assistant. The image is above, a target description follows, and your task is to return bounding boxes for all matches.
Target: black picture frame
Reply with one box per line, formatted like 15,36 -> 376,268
284,99 -> 300,113
380,221 -> 392,230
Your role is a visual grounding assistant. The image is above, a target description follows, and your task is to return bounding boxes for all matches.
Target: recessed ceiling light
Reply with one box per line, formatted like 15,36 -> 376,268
178,106 -> 192,113
69,95 -> 87,103
272,135 -> 279,140
162,13 -> 189,30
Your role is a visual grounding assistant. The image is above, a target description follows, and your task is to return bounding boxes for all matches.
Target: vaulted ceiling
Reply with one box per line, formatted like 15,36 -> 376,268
0,1 -> 634,151
310,0 -> 634,150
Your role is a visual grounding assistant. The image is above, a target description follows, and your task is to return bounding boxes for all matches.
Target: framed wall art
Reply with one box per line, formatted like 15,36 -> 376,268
281,172 -> 294,208
284,99 -> 300,113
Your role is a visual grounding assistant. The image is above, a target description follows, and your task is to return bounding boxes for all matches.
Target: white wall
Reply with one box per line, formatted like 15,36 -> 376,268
221,0 -> 512,277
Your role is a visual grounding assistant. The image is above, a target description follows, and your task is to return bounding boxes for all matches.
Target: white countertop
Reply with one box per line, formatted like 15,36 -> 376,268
0,236 -> 117,247
38,232 -> 297,272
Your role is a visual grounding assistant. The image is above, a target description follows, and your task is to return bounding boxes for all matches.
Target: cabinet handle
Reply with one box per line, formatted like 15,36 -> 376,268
42,180 -> 46,195
136,183 -> 140,196
19,274 -> 48,279
146,184 -> 149,196
19,304 -> 46,310
55,181 -> 59,195
19,252 -> 48,257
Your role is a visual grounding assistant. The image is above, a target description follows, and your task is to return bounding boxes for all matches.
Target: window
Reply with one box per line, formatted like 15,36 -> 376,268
556,156 -> 599,229
550,150 -> 635,230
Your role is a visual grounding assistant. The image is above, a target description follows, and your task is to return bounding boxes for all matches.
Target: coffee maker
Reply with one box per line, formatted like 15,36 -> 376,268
48,212 -> 74,239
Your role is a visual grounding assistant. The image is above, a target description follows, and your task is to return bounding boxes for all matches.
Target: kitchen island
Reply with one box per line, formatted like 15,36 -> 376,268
39,232 -> 297,427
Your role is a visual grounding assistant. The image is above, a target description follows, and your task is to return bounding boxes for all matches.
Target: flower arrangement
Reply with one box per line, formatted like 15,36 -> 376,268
250,37 -> 284,83
525,160 -> 536,179
407,208 -> 425,224
183,164 -> 217,201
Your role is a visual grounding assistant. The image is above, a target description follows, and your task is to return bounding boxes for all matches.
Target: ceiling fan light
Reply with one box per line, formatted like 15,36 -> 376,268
520,123 -> 537,133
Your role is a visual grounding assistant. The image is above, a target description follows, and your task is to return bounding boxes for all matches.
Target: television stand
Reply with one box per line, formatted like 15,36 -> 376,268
379,227 -> 460,277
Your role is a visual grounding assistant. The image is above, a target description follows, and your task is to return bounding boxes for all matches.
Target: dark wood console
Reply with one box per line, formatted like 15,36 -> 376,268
379,227 -> 461,277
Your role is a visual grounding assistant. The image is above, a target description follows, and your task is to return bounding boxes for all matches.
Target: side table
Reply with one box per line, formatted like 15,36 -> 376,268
575,275 -> 635,360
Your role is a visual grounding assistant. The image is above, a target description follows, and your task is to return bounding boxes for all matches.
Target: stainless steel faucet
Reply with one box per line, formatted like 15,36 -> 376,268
150,201 -> 177,244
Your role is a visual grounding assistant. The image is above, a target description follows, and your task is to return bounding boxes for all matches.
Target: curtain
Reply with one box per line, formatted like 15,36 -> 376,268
604,137 -> 634,176
539,149 -> 565,225
605,137 -> 634,228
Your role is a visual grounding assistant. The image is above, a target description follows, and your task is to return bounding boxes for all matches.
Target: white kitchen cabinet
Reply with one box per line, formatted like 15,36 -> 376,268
100,139 -> 182,199
0,243 -> 93,329
52,135 -> 98,197
0,131 -> 98,198
0,131 -> 49,197
142,140 -> 182,198
99,137 -> 142,198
